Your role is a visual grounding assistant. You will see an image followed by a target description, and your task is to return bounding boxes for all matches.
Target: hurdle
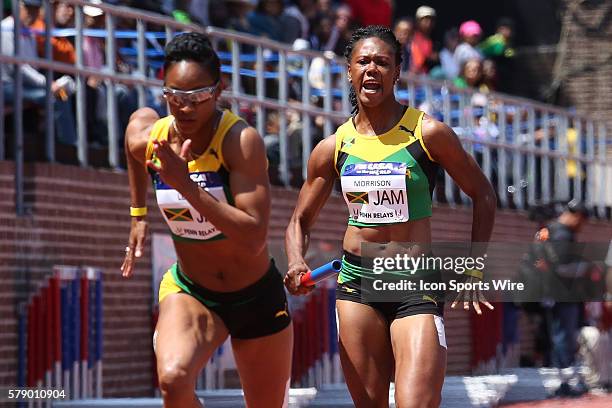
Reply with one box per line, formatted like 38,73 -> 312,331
19,266 -> 103,404
289,280 -> 342,388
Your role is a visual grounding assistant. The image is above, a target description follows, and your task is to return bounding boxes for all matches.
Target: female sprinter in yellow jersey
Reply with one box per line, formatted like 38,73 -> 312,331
285,26 -> 496,407
121,32 -> 292,408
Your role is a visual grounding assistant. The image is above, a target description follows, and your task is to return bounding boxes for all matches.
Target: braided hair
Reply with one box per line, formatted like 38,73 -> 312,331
344,26 -> 402,114
164,32 -> 220,82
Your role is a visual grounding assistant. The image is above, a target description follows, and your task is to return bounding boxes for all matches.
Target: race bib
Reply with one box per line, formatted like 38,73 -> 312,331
341,162 -> 409,224
154,171 -> 228,240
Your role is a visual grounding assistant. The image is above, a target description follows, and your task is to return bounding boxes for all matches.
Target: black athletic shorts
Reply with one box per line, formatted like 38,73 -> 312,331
336,251 -> 444,322
160,260 -> 291,339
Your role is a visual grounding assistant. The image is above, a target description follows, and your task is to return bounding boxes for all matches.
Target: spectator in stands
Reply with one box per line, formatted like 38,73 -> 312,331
479,17 -> 515,93
430,27 -> 459,80
479,17 -> 515,59
329,4 -> 354,55
453,58 -> 498,180
82,0 -> 138,145
248,0 -> 301,44
187,0 -> 210,25
454,20 -> 483,68
208,0 -> 230,28
1,0 -> 76,146
226,0 -> 255,34
453,58 -> 485,91
82,1 -> 107,145
31,0 -> 76,66
410,5 -> 438,74
565,126 -> 588,201
312,4 -> 353,55
482,58 -> 498,91
314,0 -> 334,20
346,0 -> 391,28
159,0 -> 175,16
285,0 -> 316,40
167,0 -> 191,24
83,1 -> 105,69
393,17 -> 414,74
264,107 -> 310,186
309,15 -> 333,51
533,120 -> 588,201
263,111 -> 281,184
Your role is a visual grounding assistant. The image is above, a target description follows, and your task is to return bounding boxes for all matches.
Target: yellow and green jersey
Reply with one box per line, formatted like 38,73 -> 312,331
334,106 -> 439,228
145,110 -> 243,242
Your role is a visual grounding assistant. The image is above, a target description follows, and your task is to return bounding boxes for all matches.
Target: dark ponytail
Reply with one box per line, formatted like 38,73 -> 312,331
349,88 -> 359,115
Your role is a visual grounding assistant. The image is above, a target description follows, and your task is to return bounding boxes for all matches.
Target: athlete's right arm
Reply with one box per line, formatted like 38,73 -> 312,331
284,135 -> 338,295
121,108 -> 159,278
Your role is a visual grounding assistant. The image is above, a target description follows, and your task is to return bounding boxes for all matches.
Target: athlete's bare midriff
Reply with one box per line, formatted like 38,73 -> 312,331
174,239 -> 271,292
343,216 -> 432,256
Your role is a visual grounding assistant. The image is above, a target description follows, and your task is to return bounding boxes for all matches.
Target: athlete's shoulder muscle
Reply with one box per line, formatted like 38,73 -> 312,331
420,114 -> 462,161
307,134 -> 337,181
222,121 -> 267,173
125,107 -> 159,165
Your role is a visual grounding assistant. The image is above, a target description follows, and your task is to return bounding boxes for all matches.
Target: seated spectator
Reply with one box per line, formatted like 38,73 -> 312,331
208,0 -> 230,28
248,0 -> 301,44
454,20 -> 483,68
479,17 -> 515,59
482,59 -> 498,91
82,1 -> 138,145
82,1 -> 106,145
315,0 -> 333,20
309,15 -> 333,51
263,111 -> 282,184
188,0 -> 210,25
430,27 -> 459,80
31,0 -> 76,66
83,1 -> 105,69
285,0 -> 315,40
480,17 -> 515,93
454,58 -> 498,170
226,0 -> 255,34
410,5 -> 438,75
1,0 -> 76,146
535,122 -> 586,201
312,4 -> 353,55
453,58 -> 487,91
393,17 -> 414,73
329,4 -> 354,56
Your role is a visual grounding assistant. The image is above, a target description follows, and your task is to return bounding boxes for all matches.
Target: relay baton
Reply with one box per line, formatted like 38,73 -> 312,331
299,260 -> 342,287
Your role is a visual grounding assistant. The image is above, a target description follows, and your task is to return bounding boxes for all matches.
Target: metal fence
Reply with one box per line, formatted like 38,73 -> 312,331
1,0 -> 610,217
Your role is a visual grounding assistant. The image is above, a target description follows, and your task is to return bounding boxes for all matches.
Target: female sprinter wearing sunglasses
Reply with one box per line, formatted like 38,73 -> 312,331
121,32 -> 292,408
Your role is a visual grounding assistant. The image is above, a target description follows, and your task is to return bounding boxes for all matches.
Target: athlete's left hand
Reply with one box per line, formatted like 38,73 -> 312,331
451,276 -> 494,315
146,139 -> 193,193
